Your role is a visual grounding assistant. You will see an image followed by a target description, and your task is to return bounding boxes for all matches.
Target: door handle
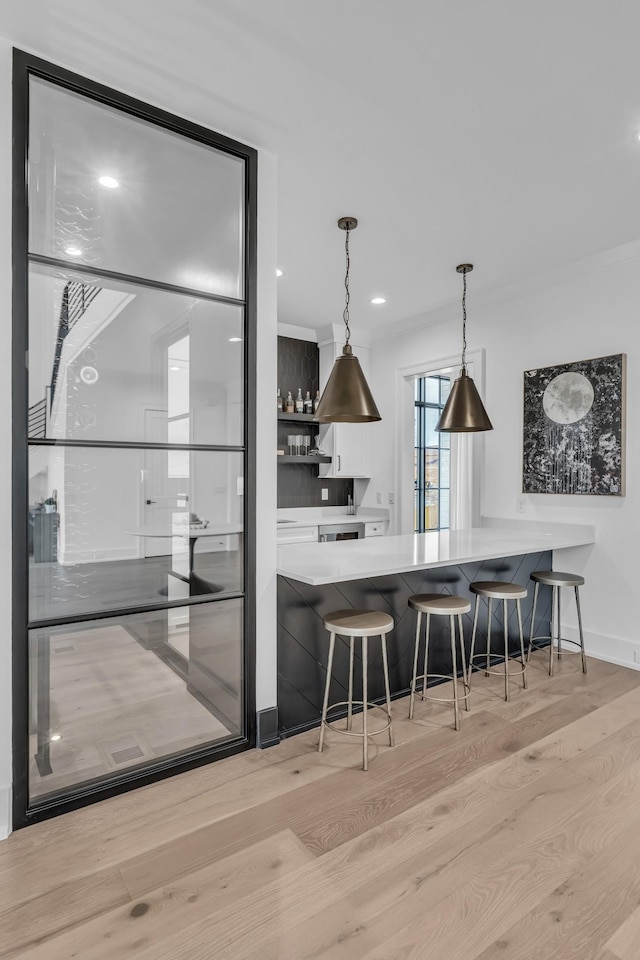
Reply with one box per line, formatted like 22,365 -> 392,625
146,499 -> 157,505
337,455 -> 341,472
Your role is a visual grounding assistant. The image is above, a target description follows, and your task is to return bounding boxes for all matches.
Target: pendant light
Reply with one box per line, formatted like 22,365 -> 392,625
314,217 -> 381,423
436,264 -> 493,433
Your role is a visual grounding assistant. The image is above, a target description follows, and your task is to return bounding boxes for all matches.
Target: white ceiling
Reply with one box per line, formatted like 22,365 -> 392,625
4,0 -> 640,335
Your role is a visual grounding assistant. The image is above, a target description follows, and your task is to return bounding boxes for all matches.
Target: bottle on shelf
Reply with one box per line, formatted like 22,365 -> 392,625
304,390 -> 313,415
313,390 -> 321,413
295,388 -> 304,414
277,388 -> 283,412
285,391 -> 294,413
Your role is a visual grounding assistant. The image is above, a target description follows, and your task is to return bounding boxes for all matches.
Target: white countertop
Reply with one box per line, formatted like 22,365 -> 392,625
277,521 -> 595,585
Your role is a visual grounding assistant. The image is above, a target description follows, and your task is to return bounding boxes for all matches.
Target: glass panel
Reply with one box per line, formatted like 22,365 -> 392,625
426,407 -> 440,447
29,446 -> 243,621
29,78 -> 245,298
425,490 -> 439,531
440,377 -> 452,403
28,263 -> 244,445
425,449 -> 439,487
424,376 -> 440,404
28,599 -> 243,803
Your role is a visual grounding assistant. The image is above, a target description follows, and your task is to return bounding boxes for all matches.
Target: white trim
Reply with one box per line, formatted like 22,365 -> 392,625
562,624 -> 640,672
0,784 -> 10,839
277,322 -> 317,342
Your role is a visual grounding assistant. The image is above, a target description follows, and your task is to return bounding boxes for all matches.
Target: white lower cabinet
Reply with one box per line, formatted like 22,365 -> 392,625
364,521 -> 387,537
277,525 -> 318,545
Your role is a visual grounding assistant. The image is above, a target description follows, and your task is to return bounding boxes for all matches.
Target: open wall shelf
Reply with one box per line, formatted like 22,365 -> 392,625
277,413 -> 316,423
278,455 -> 331,464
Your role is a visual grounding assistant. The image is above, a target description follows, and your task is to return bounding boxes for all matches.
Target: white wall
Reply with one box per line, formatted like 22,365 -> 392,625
0,37 -> 278,837
365,250 -> 640,671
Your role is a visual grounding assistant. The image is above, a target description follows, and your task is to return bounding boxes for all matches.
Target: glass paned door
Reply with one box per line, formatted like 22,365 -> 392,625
414,375 -> 451,532
17,57 -> 255,818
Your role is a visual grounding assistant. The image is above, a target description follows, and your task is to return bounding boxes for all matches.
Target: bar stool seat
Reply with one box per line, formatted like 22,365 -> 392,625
408,593 -> 471,729
469,580 -> 528,701
531,570 -> 585,588
319,609 -> 394,771
528,571 -> 587,675
470,581 -> 528,600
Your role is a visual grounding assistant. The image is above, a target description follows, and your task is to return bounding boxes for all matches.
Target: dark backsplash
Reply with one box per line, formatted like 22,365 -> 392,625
277,336 -> 353,509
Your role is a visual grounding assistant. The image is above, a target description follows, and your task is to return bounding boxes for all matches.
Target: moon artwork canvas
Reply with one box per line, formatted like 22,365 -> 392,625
523,354 -> 626,495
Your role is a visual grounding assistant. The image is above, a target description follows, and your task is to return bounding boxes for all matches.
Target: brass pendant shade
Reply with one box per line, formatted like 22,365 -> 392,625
314,217 -> 381,424
436,370 -> 493,432
436,263 -> 493,433
314,343 -> 381,423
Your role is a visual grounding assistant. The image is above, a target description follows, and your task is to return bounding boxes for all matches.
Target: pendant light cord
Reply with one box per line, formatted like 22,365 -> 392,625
461,267 -> 467,373
343,226 -> 351,346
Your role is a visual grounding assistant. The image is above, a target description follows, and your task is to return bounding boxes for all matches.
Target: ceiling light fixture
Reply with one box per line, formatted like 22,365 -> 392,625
436,264 -> 493,433
170,366 -> 180,371
65,246 -> 82,257
314,217 -> 381,423
370,297 -> 386,305
228,337 -> 243,342
98,175 -> 119,189
50,734 -> 62,742
276,269 -> 283,277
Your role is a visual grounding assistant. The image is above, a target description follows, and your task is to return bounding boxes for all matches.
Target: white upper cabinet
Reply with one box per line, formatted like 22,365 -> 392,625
317,330 -> 372,478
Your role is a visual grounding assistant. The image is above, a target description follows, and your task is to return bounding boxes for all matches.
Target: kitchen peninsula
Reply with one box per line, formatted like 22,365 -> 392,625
276,520 -> 595,738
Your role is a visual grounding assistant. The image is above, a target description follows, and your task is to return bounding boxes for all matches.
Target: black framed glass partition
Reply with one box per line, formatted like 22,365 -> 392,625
13,51 -> 256,825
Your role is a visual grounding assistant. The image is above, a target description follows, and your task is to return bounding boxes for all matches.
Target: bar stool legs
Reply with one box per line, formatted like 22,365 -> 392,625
319,608 -> 395,771
408,595 -> 471,730
468,581 -> 528,702
528,572 -> 587,676
318,631 -> 336,754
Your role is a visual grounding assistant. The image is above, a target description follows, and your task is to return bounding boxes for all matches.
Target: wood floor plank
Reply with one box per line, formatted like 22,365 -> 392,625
9,830 -> 313,960
1,659 -> 639,960
604,901 -> 640,960
343,757 -> 640,960
0,868 -> 130,959
239,738 -> 640,960
118,707 -> 506,896
472,814 -> 640,959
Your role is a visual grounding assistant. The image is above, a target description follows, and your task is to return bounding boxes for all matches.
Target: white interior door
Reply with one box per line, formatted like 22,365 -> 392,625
143,408 -> 190,557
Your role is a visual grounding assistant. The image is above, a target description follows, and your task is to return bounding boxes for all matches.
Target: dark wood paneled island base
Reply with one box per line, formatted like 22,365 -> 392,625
278,550 -> 553,737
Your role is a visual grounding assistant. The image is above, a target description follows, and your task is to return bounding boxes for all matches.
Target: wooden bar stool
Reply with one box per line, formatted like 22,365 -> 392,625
408,594 -> 471,730
469,581 -> 528,701
318,608 -> 394,771
527,571 -> 587,675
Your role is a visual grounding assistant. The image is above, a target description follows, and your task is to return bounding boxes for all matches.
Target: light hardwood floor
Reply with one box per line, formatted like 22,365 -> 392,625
3,650 -> 640,959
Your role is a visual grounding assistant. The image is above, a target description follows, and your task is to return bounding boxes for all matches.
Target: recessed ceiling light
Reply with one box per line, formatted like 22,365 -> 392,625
370,297 -> 386,305
98,175 -> 119,189
170,366 -> 180,371
50,733 -> 62,742
276,269 -> 283,277
65,246 -> 82,257
228,337 -> 243,342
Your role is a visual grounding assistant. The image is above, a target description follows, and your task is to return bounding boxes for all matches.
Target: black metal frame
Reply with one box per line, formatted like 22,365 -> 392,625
12,49 -> 258,828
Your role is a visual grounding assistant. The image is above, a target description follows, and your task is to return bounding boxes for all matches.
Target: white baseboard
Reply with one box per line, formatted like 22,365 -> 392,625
0,784 -> 11,839
562,625 -> 640,672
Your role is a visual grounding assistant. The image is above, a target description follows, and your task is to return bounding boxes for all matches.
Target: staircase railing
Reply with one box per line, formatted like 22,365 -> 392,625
49,280 -> 101,416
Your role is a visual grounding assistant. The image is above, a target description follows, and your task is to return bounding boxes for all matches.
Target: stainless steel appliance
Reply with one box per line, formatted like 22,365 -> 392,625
318,522 -> 365,542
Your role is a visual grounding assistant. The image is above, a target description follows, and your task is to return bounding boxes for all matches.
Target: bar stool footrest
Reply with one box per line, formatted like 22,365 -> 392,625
470,653 -> 527,678
412,673 -> 471,704
529,635 -> 584,656
322,700 -> 392,738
